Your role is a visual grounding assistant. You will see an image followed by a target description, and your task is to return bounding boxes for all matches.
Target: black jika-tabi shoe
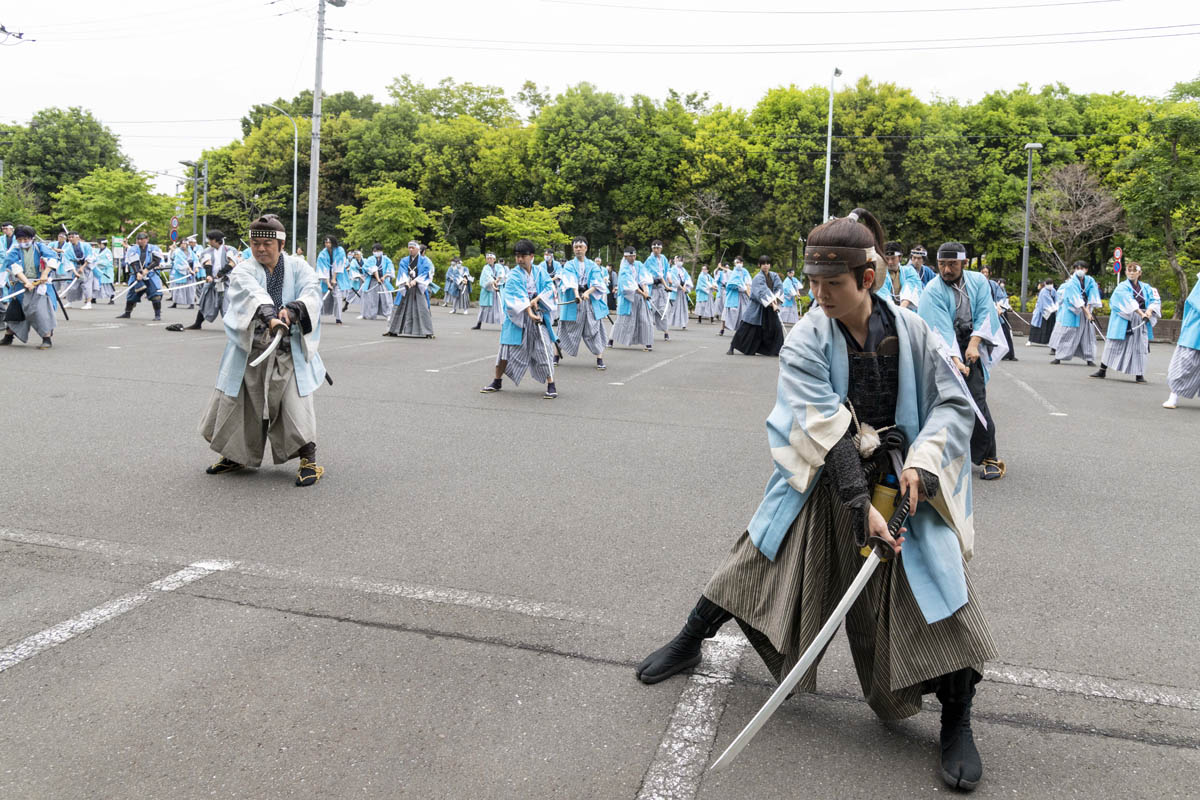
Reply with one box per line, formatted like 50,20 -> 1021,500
543,382 -> 558,399
635,597 -> 732,684
480,379 -> 502,393
38,337 -> 52,349
595,358 -> 606,371
205,457 -> 245,475
938,668 -> 983,792
0,333 -> 14,346
295,458 -> 324,487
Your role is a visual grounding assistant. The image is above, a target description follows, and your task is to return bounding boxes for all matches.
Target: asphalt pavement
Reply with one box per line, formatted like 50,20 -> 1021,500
1,300 -> 1196,799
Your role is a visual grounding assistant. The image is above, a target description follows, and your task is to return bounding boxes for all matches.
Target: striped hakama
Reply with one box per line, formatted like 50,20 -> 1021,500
476,301 -> 503,326
360,282 -> 392,320
651,285 -> 670,332
1048,317 -> 1095,362
778,305 -> 800,324
559,302 -> 607,357
199,337 -> 315,468
387,288 -> 434,337
558,315 -> 584,356
497,324 -> 555,386
320,285 -> 343,322
704,476 -> 997,720
3,290 -> 57,342
695,294 -> 721,319
667,294 -> 689,328
1102,320 -> 1152,376
95,277 -> 115,301
1167,345 -> 1200,398
453,287 -> 472,314
612,293 -> 655,348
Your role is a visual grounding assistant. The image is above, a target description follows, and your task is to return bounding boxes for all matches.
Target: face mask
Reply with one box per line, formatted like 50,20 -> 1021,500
1075,269 -> 1086,277
18,241 -> 32,249
373,251 -> 382,257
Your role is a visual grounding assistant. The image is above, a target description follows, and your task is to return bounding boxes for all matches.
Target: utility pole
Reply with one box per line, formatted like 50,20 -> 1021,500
306,0 -> 346,265
265,103 -> 299,254
1020,142 -> 1042,313
181,160 -> 199,237
822,67 -> 841,223
201,159 -> 209,242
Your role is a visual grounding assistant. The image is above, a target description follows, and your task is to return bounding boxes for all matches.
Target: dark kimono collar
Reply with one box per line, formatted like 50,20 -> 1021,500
837,293 -> 896,353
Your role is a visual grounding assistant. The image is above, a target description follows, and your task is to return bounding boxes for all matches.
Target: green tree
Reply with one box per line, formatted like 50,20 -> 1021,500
241,90 -> 381,136
0,179 -> 50,234
480,203 -> 572,249
610,94 -> 694,243
344,102 -> 422,188
412,116 -> 490,247
51,167 -> 173,241
387,75 -> 516,125
0,108 -> 127,212
533,83 -> 634,245
1116,97 -> 1200,311
336,182 -> 432,256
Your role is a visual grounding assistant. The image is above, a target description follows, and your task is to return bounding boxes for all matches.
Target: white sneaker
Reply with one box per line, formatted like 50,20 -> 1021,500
82,302 -> 93,310
1025,340 -> 1031,347
357,315 -> 364,319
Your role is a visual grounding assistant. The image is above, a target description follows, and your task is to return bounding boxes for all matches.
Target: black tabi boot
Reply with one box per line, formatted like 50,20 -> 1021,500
0,333 -> 13,346
151,299 -> 162,321
1090,364 -> 1107,378
116,301 -> 135,319
937,668 -> 983,792
635,596 -> 732,684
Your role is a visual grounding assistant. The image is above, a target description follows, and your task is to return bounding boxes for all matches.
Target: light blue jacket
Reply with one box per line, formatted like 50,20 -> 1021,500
1178,279 -> 1200,351
499,264 -> 557,346
918,270 -> 1008,382
1106,279 -> 1161,341
615,259 -> 646,316
394,254 -> 435,306
1057,274 -> 1101,328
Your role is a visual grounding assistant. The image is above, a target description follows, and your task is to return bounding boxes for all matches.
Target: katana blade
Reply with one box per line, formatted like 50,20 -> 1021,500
709,550 -> 882,772
0,288 -> 26,302
249,330 -> 283,367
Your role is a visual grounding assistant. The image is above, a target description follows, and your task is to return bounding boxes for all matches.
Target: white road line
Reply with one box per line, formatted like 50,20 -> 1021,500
323,339 -> 385,352
1003,372 -> 1066,416
622,348 -> 701,383
636,635 -> 747,800
0,560 -> 231,674
431,354 -> 496,372
231,561 -> 597,623
985,663 -> 1200,712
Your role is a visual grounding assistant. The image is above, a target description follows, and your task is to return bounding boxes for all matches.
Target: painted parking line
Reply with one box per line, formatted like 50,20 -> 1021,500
636,635 -> 747,800
0,560 -> 232,673
426,354 -> 496,373
617,348 -> 702,384
1002,372 -> 1067,416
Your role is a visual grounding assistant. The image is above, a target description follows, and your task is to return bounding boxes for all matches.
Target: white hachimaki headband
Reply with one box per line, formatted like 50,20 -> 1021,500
248,229 -> 285,240
408,240 -> 420,248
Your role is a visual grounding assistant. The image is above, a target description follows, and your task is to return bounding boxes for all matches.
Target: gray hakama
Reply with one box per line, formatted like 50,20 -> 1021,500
453,285 -> 472,314
199,336 -> 316,468
171,278 -> 198,307
650,285 -> 670,332
497,325 -> 555,386
779,305 -> 800,324
612,293 -> 655,348
1102,320 -> 1154,377
667,294 -> 689,329
476,301 -> 503,326
704,477 -> 997,721
320,285 -> 343,322
387,287 -> 434,337
1048,317 -> 1095,362
1167,345 -> 1200,398
95,278 -> 115,301
360,282 -> 392,320
197,281 -> 226,323
721,300 -> 742,330
695,295 -> 720,319
64,272 -> 87,303
4,289 -> 57,342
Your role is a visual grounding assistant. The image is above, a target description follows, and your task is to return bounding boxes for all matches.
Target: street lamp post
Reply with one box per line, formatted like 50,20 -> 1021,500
1020,142 -> 1042,313
180,160 -> 199,238
265,103 -> 299,254
306,0 -> 347,265
822,67 -> 842,223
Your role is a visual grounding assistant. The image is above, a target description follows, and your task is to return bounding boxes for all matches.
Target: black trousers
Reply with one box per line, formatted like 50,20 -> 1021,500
964,360 -> 997,464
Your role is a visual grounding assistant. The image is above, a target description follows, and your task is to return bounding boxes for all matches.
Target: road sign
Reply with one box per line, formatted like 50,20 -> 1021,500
170,229 -> 179,242
1113,247 -> 1122,261
1113,246 -> 1123,274
170,216 -> 180,230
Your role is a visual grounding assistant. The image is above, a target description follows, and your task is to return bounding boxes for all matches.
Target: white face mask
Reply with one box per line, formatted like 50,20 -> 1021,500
373,251 -> 382,257
18,241 -> 32,249
1075,269 -> 1086,277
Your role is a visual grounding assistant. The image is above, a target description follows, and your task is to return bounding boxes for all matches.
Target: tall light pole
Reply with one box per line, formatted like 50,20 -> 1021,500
306,0 -> 347,265
201,159 -> 208,242
265,103 -> 299,254
822,67 -> 842,223
1020,142 -> 1042,313
180,160 -> 199,238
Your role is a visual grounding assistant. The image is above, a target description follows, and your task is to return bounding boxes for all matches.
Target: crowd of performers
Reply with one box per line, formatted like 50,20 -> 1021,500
4,204 -> 1200,791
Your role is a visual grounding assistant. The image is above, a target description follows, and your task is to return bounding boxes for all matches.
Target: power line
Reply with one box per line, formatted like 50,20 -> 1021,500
326,22 -> 1199,50
329,28 -> 1200,54
541,0 -> 1121,14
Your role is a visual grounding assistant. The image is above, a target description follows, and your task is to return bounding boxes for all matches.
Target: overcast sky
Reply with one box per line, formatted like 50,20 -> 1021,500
5,0 -> 1197,193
